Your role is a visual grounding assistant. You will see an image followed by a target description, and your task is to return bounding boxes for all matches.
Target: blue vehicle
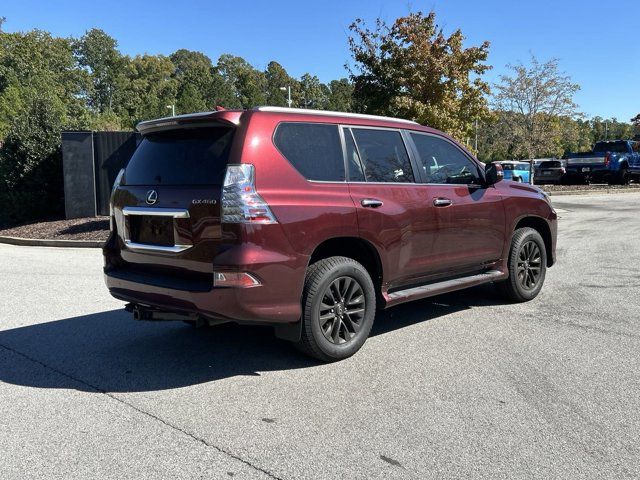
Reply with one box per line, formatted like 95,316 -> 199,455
565,140 -> 640,185
494,161 -> 531,183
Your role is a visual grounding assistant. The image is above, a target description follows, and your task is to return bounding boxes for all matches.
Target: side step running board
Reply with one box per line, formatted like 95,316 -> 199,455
385,270 -> 507,308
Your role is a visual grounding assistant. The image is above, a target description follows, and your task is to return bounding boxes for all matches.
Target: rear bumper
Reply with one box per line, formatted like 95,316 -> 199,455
104,243 -> 308,324
565,167 -> 610,181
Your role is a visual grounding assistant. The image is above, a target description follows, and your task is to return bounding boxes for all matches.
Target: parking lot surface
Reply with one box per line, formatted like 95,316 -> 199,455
1,192 -> 639,479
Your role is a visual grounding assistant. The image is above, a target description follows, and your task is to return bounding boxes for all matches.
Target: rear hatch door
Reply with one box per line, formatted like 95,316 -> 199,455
110,125 -> 236,287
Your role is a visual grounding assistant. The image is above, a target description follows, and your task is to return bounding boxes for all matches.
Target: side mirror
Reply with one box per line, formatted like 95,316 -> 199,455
484,163 -> 503,186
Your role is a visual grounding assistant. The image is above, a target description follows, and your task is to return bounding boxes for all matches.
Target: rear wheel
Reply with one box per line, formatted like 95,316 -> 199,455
296,256 -> 376,362
497,227 -> 547,302
617,168 -> 629,186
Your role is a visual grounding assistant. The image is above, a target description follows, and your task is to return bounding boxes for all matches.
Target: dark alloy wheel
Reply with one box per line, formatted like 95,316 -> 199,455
296,256 -> 376,362
318,276 -> 366,344
516,240 -> 542,291
497,227 -> 547,302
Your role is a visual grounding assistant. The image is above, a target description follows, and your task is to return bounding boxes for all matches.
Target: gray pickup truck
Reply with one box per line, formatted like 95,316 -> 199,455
565,140 -> 640,185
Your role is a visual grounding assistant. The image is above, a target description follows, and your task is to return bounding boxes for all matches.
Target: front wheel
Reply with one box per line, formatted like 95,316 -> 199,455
296,256 -> 376,362
496,227 -> 547,302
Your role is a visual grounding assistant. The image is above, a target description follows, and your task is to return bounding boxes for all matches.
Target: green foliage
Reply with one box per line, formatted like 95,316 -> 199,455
115,54 -> 177,126
326,79 -> 354,112
170,49 -> 214,113
0,96 -> 65,226
265,61 -> 293,107
217,54 -> 266,108
74,29 -> 124,113
347,11 -> 492,143
297,73 -> 326,109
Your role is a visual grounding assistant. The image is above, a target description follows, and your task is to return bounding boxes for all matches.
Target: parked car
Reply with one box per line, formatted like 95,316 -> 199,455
535,160 -> 566,185
565,140 -> 640,185
494,161 -> 531,183
104,107 -> 557,361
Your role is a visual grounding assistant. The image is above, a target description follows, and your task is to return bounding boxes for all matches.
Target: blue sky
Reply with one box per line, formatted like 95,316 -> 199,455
3,0 -> 638,121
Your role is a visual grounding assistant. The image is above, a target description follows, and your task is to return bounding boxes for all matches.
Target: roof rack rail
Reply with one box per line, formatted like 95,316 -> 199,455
254,106 -> 419,125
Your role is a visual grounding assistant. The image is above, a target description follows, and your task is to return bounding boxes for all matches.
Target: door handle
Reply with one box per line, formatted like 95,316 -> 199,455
361,198 -> 383,208
433,197 -> 453,207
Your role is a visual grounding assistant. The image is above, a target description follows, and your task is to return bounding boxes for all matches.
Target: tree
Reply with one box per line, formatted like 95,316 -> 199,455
75,29 -> 124,113
265,61 -> 293,107
296,73 -> 326,109
170,49 -> 214,113
216,54 -> 265,108
115,54 -> 177,126
348,11 -> 492,142
0,29 -> 91,136
326,79 -> 354,112
493,56 -> 581,160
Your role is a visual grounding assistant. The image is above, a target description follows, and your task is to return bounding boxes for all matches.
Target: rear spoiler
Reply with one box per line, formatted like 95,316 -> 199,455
136,110 -> 243,136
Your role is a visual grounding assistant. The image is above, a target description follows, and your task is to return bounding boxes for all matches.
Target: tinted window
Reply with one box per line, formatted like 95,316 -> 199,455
594,141 -> 628,153
274,123 -> 344,181
411,133 -> 480,184
344,129 -> 365,181
125,127 -> 234,186
351,128 -> 414,183
540,161 -> 561,168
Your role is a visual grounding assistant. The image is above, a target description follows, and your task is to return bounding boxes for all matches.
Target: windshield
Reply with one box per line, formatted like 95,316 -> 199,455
593,141 -> 628,153
540,161 -> 561,168
124,127 -> 234,186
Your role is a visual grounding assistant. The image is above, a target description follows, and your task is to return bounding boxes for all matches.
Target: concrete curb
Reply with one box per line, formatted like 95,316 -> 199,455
545,188 -> 640,196
0,235 -> 104,248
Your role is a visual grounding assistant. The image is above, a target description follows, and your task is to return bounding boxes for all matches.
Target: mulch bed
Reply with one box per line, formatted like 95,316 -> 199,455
0,217 -> 110,241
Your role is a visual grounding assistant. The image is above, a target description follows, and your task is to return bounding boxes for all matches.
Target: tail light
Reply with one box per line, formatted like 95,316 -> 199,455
221,164 -> 277,224
604,153 -> 611,167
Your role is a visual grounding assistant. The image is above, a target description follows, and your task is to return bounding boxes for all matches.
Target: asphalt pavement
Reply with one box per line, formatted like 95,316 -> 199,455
1,192 -> 639,479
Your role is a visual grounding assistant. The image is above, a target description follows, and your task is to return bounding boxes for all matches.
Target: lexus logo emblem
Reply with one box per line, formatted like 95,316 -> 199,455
145,190 -> 158,205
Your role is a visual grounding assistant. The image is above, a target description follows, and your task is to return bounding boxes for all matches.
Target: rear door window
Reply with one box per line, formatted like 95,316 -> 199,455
125,127 -> 234,186
350,128 -> 414,183
410,133 -> 480,184
274,123 -> 345,181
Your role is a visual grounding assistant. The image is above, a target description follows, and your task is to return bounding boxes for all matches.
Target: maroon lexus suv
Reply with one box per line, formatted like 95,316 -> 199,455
104,107 -> 557,361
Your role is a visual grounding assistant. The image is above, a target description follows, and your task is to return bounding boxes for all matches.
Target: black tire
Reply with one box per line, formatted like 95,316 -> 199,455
496,227 -> 547,302
617,168 -> 629,186
296,256 -> 376,362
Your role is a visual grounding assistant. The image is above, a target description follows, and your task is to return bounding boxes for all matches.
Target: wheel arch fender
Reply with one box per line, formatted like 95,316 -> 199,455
512,215 -> 554,267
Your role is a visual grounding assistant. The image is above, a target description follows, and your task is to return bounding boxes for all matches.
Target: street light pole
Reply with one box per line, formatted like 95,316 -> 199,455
474,119 -> 478,152
280,86 -> 292,108
166,104 -> 175,116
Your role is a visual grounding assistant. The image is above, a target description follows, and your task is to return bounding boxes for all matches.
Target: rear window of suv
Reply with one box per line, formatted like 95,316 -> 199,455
274,123 -> 345,182
124,127 -> 234,186
540,161 -> 561,168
